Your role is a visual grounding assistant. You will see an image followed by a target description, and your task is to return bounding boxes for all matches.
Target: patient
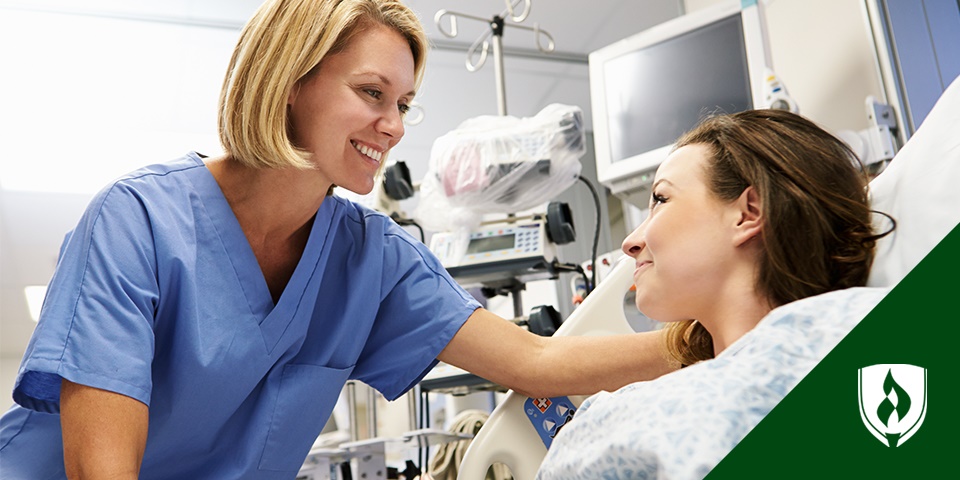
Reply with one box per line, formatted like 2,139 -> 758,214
537,109 -> 893,479
631,108 -> 884,367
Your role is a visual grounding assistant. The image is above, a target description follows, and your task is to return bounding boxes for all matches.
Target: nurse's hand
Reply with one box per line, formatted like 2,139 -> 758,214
61,378 -> 148,480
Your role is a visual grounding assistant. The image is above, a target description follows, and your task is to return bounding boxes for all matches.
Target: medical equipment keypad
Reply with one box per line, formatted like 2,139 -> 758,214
524,396 -> 576,449
430,219 -> 550,269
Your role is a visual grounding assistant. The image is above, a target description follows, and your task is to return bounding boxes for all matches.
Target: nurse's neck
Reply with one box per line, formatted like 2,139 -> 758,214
206,155 -> 323,242
207,155 -> 322,303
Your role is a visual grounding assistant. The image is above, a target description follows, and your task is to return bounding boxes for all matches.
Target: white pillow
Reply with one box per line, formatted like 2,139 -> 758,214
867,75 -> 960,287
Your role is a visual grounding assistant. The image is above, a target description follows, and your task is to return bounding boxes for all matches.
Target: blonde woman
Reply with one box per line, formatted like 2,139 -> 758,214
0,1 -> 673,478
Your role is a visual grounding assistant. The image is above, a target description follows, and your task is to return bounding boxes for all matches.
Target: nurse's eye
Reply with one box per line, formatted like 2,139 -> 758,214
363,88 -> 382,100
398,103 -> 411,115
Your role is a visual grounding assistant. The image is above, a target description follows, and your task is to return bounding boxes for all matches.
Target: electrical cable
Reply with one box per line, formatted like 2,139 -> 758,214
550,259 -> 591,300
426,410 -> 512,480
577,175 -> 601,295
392,214 -> 426,244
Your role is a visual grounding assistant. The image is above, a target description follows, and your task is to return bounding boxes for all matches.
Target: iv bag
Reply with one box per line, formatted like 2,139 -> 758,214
414,103 -> 585,231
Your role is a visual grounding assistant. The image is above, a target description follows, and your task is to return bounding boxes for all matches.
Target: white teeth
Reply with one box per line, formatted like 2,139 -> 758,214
352,141 -> 382,162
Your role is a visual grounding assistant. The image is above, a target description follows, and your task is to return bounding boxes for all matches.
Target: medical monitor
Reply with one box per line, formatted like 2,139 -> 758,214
589,1 -> 773,205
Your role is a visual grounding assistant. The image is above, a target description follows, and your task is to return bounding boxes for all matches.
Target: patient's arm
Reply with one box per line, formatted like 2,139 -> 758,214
439,308 -> 678,398
61,379 -> 148,480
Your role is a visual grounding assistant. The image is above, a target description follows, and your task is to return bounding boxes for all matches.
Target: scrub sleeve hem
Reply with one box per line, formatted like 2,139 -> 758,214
379,304 -> 481,401
14,358 -> 152,413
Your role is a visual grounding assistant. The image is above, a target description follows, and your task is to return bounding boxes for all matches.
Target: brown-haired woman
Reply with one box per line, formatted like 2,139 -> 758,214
624,108 -> 884,366
537,109 -> 892,480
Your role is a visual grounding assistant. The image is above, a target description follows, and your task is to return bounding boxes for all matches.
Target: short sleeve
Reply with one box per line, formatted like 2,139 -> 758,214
352,222 -> 480,400
14,183 -> 159,412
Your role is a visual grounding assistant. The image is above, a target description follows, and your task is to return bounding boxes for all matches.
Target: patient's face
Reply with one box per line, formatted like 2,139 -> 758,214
621,144 -> 740,322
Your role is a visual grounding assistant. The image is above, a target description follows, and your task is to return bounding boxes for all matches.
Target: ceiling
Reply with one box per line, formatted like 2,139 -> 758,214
0,0 -> 683,358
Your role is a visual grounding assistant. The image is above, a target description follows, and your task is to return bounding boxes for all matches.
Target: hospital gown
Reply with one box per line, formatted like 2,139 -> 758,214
537,287 -> 889,480
0,153 -> 481,479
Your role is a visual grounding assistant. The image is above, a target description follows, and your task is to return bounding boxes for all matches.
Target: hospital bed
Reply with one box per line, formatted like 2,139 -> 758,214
456,74 -> 960,480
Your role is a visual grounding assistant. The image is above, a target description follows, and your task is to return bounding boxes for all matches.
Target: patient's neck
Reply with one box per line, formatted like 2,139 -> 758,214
700,291 -> 773,357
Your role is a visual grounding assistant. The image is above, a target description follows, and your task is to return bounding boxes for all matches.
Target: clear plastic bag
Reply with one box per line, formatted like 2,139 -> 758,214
414,103 -> 585,231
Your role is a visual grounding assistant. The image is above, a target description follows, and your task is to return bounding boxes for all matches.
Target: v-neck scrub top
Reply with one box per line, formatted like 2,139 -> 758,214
0,153 -> 481,479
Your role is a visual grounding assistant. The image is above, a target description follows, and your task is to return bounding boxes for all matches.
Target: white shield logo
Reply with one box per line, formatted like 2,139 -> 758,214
858,364 -> 927,447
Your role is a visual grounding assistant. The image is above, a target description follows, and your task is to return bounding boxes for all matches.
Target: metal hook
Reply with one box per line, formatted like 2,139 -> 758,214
465,31 -> 491,72
533,23 -> 555,53
502,0 -> 531,23
435,9 -> 493,38
435,9 -> 458,38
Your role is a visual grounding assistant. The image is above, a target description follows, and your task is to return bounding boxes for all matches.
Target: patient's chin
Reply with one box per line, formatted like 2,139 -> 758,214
634,298 -> 687,324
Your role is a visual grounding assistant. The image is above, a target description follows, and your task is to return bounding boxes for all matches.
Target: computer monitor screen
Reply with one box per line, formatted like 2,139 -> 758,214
605,15 -> 750,162
590,1 -> 771,202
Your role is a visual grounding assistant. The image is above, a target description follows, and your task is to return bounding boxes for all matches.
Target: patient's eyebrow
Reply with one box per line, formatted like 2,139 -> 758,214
652,179 -> 675,190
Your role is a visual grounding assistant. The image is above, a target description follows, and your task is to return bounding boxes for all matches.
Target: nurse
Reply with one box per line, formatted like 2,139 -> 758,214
0,1 -> 674,478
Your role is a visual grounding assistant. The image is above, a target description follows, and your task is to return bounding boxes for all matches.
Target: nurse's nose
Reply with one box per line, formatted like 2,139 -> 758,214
377,106 -> 405,142
621,221 -> 647,258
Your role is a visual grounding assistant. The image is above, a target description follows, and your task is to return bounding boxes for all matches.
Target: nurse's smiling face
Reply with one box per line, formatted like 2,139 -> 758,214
287,22 -> 416,195
620,144 -> 741,323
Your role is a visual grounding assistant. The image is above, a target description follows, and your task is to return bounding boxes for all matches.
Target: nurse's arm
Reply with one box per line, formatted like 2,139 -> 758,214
437,308 -> 677,398
61,379 -> 148,480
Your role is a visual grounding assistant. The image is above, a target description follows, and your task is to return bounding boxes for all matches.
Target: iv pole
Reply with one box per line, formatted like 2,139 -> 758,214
435,0 -> 555,116
433,1 -> 558,318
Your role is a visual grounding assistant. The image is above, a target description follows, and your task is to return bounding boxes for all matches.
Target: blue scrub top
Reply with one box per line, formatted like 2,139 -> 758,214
0,153 -> 481,479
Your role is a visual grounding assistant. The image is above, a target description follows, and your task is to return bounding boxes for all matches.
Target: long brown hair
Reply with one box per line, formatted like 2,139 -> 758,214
664,109 -> 886,366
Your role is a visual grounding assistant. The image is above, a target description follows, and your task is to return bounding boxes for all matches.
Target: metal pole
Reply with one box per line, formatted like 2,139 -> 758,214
512,285 -> 524,319
407,389 -> 418,432
346,381 -> 359,441
367,385 -> 379,439
491,15 -> 507,116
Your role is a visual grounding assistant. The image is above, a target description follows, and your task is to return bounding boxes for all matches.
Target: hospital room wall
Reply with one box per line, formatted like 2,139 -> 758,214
685,0 -> 886,142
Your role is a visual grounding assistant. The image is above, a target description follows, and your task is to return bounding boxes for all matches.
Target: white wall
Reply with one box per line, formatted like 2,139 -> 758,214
1,356 -> 19,410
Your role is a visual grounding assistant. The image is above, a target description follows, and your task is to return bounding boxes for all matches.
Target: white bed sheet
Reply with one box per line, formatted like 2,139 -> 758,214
868,75 -> 960,287
537,287 -> 889,480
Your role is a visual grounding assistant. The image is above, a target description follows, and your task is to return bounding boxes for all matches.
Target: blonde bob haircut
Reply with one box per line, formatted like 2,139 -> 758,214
219,0 -> 429,169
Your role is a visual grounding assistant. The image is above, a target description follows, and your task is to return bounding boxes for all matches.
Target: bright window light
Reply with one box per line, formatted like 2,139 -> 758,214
24,285 -> 48,322
0,9 -> 230,194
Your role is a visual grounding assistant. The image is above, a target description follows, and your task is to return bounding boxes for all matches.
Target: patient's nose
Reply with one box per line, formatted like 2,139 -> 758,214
621,223 -> 646,257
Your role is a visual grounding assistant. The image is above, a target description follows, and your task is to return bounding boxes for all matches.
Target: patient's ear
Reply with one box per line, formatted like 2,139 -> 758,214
732,186 -> 762,247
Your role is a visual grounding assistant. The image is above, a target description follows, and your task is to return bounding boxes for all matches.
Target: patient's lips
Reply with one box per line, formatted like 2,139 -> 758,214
633,260 -> 652,280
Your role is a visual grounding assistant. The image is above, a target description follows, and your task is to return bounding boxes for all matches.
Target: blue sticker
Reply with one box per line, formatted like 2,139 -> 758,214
523,396 -> 577,449
742,0 -> 758,8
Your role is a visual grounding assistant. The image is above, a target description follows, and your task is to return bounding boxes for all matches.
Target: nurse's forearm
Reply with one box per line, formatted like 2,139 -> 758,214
440,308 -> 678,398
536,331 -> 680,395
61,379 -> 148,480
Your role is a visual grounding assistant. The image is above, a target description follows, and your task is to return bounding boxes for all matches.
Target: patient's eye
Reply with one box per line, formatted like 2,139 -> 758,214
651,192 -> 668,208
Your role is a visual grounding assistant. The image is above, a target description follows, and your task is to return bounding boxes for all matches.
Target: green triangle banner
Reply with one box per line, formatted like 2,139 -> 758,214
709,221 -> 960,478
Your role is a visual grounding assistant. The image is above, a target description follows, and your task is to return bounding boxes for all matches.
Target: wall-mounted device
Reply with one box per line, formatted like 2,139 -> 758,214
762,67 -> 799,113
589,0 -> 774,209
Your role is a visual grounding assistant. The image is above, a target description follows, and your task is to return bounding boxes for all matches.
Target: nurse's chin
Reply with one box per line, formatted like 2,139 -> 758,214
335,182 -> 376,197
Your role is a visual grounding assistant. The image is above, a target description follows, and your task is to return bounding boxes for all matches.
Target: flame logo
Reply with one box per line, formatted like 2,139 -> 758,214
858,364 -> 926,448
877,369 -> 911,429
